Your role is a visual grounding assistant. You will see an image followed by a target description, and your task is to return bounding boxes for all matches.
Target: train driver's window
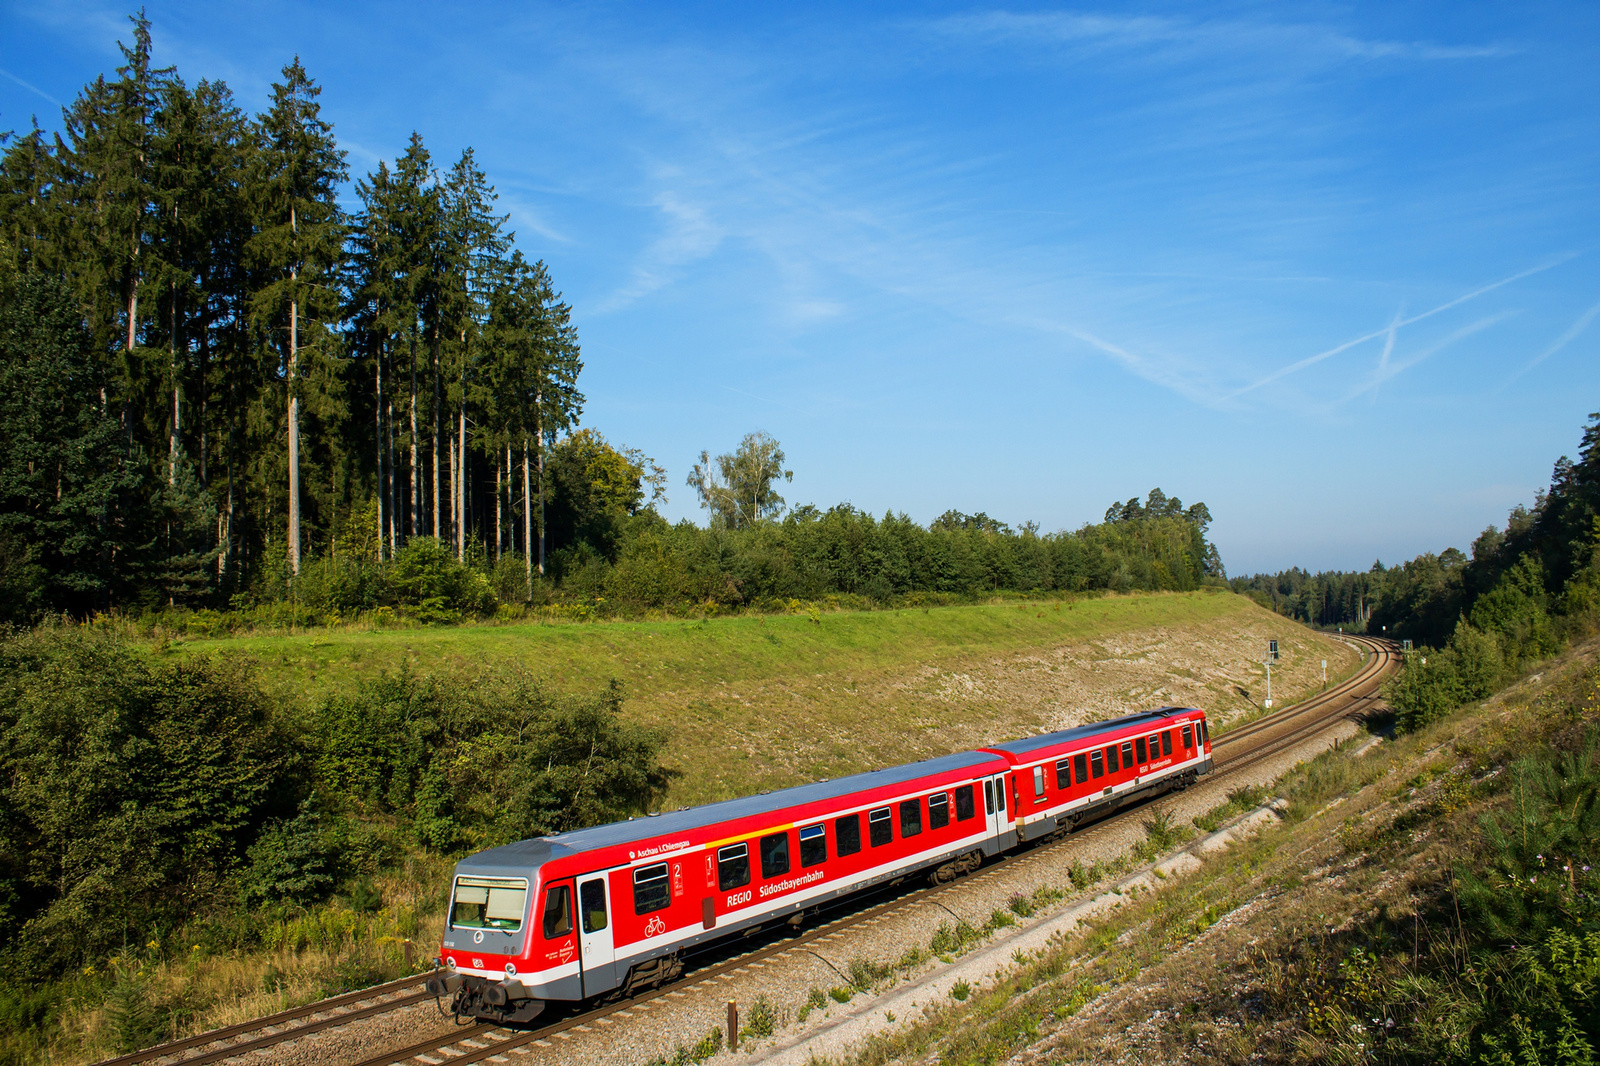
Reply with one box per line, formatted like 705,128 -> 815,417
1135,737 -> 1148,764
1105,745 -> 1119,774
1073,753 -> 1089,783
1090,750 -> 1105,779
835,814 -> 862,856
1182,725 -> 1194,749
954,784 -> 976,821
580,879 -> 607,934
899,798 -> 923,838
983,781 -> 995,815
760,832 -> 791,878
1055,759 -> 1071,790
1121,742 -> 1134,769
799,824 -> 827,867
542,885 -> 572,939
1200,720 -> 1209,745
452,876 -> 527,932
718,843 -> 750,890
633,863 -> 670,915
869,807 -> 893,847
1161,731 -> 1173,757
928,792 -> 950,829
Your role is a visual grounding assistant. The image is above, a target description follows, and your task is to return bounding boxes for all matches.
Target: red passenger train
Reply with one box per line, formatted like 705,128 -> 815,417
426,705 -> 1212,1023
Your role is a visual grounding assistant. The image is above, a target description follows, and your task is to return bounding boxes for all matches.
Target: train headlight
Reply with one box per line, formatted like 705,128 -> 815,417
445,956 -> 457,969
504,963 -> 517,976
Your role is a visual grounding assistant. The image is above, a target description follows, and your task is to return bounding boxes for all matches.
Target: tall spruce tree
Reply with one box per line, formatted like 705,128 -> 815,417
247,58 -> 346,575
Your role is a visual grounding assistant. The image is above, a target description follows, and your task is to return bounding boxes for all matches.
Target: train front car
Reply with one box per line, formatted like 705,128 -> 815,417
429,750 -> 1014,1024
985,706 -> 1213,839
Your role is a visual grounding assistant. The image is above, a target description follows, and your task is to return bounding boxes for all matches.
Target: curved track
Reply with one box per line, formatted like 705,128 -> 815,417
99,635 -> 1396,1066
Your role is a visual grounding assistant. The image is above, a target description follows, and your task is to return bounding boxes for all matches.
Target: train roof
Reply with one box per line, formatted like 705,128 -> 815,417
984,706 -> 1199,759
455,749 -> 1004,877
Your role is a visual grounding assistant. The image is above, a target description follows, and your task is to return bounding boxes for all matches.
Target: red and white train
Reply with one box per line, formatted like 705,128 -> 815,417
427,705 -> 1212,1023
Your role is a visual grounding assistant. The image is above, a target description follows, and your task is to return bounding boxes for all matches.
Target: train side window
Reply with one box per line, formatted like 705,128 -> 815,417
1033,766 -> 1046,797
580,879 -> 608,933
835,814 -> 862,856
869,807 -> 893,846
1105,745 -> 1119,774
760,832 -> 791,878
541,885 -> 572,939
1121,742 -> 1134,769
633,863 -> 670,915
899,798 -> 923,838
799,824 -> 827,867
954,784 -> 976,821
1074,752 -> 1088,783
717,843 -> 751,890
928,792 -> 950,829
1200,720 -> 1209,745
1135,736 -> 1148,764
1182,724 -> 1194,749
997,779 -> 1006,812
1090,750 -> 1104,779
984,780 -> 995,814
1055,759 -> 1071,790
1161,730 -> 1173,757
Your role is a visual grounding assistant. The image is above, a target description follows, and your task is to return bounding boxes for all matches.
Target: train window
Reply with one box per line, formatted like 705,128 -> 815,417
984,781 -> 995,815
1161,730 -> 1173,757
954,784 -> 976,821
633,863 -> 670,916
1072,753 -> 1087,784
541,885 -> 571,939
1182,724 -> 1193,749
869,807 -> 893,847
1031,766 -> 1044,797
1122,742 -> 1134,769
998,779 -> 1007,812
799,824 -> 827,867
1090,750 -> 1104,779
760,832 -> 791,878
1055,759 -> 1071,790
1135,737 -> 1148,764
928,792 -> 950,829
835,814 -> 862,856
1108,745 -> 1121,773
717,843 -> 750,890
899,798 -> 923,838
580,879 -> 608,934
451,876 -> 527,932
1200,720 -> 1209,745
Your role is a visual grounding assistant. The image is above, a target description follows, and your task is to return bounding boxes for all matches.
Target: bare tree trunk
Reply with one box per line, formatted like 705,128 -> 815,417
457,403 -> 467,560
287,281 -> 301,576
386,385 -> 397,558
523,440 -> 533,596
495,449 -> 503,562
431,336 -> 441,540
169,281 -> 179,486
536,403 -> 546,576
375,340 -> 385,562
409,335 -> 419,539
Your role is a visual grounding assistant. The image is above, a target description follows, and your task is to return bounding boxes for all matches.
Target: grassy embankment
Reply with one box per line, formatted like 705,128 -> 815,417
160,589 -> 1355,805
812,639 -> 1600,1066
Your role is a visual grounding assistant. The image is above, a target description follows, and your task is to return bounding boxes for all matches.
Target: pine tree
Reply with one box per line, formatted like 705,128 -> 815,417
247,58 -> 346,575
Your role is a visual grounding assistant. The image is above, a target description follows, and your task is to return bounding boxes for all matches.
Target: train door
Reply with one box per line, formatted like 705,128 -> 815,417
984,773 -> 1017,852
576,872 -> 616,996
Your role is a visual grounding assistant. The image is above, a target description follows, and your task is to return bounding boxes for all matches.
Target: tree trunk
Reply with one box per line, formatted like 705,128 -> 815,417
409,334 -> 419,539
536,404 -> 546,576
523,440 -> 533,596
495,454 -> 503,562
432,336 -> 441,539
386,385 -> 397,558
287,285 -> 301,575
375,339 -> 385,562
457,403 -> 467,560
169,281 -> 179,486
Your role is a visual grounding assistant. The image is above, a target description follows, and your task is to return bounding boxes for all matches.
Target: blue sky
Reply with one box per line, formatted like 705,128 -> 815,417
3,2 -> 1596,575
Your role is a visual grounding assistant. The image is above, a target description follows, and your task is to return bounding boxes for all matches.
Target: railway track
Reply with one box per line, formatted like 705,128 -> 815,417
102,635 -> 1397,1066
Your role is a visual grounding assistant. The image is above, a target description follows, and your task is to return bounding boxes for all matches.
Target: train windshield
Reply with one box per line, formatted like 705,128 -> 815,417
451,876 -> 528,932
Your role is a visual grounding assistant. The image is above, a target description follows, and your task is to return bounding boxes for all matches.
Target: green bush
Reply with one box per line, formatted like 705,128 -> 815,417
388,538 -> 496,622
